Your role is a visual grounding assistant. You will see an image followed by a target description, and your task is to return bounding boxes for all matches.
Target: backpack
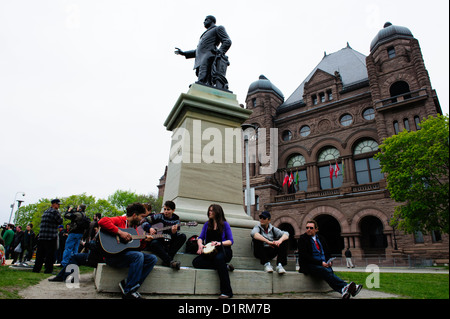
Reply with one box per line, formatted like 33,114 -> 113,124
69,212 -> 91,233
76,213 -> 91,232
185,235 -> 199,254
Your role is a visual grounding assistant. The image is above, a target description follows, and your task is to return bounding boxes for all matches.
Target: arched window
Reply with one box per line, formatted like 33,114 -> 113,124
318,147 -> 340,163
390,81 -> 411,102
414,116 -> 421,130
353,139 -> 384,185
287,154 -> 306,168
286,154 -> 308,192
354,139 -> 379,155
403,118 -> 410,131
318,147 -> 342,189
393,121 -> 399,134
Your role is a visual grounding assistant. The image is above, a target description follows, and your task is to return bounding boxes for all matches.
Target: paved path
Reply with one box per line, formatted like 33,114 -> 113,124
19,271 -> 400,300
12,257 -> 447,300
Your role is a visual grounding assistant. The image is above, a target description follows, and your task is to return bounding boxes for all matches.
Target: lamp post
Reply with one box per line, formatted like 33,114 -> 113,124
14,199 -> 25,225
8,192 -> 25,224
241,124 -> 257,217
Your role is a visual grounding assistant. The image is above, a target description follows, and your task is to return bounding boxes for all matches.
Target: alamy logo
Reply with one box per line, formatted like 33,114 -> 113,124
365,264 -> 380,288
169,120 -> 278,174
65,264 -> 80,289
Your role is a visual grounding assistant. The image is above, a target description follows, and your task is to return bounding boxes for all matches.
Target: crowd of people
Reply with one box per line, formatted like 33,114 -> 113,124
0,199 -> 363,300
0,199 -> 101,271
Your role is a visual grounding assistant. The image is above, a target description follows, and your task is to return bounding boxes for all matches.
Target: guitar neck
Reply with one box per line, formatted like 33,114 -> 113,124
154,222 -> 189,232
131,234 -> 167,240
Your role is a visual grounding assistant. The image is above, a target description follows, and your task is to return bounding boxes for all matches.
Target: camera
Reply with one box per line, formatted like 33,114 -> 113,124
66,206 -> 79,213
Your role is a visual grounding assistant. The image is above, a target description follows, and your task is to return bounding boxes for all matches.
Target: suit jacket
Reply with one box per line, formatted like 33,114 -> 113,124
297,233 -> 332,274
184,25 -> 232,69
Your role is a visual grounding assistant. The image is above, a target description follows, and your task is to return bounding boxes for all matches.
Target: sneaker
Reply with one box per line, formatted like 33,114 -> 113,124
227,263 -> 235,272
276,263 -> 286,275
170,260 -> 181,270
122,291 -> 144,299
352,284 -> 363,297
264,262 -> 273,273
48,276 -> 64,282
341,282 -> 356,299
218,294 -> 232,299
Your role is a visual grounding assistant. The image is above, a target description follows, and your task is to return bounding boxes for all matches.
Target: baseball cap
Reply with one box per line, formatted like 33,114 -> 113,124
259,211 -> 271,220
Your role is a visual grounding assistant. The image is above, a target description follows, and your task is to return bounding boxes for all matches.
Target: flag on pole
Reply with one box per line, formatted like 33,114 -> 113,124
329,163 -> 334,180
334,161 -> 340,178
289,172 -> 294,186
294,171 -> 299,185
283,173 -> 289,186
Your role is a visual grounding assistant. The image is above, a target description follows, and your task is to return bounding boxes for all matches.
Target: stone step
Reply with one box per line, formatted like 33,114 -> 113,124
94,263 -> 331,295
157,252 -> 297,271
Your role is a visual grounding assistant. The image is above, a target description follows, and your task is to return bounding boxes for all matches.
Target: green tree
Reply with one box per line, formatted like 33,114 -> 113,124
135,193 -> 163,213
14,190 -> 162,233
375,114 -> 449,234
15,193 -> 120,233
107,190 -> 138,212
108,190 -> 162,213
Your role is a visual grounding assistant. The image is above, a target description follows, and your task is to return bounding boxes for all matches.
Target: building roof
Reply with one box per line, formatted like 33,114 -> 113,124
279,45 -> 368,112
247,75 -> 284,101
370,22 -> 414,52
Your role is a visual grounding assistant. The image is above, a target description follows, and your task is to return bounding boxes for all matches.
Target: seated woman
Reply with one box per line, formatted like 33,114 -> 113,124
192,204 -> 234,299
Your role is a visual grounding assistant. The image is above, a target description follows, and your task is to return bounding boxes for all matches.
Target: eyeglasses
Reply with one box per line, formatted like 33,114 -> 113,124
306,226 -> 315,230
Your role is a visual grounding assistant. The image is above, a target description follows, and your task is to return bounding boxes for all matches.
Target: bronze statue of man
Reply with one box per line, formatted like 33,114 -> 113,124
175,15 -> 232,90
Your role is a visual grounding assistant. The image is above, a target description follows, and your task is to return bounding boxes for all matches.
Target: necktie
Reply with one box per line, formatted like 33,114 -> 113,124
314,239 -> 321,252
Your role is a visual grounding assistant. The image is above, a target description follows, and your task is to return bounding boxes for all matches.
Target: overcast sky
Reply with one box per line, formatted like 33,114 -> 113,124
1,0 -> 448,224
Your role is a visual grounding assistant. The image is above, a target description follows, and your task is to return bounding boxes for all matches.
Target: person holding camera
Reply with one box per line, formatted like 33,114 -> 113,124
60,204 -> 91,267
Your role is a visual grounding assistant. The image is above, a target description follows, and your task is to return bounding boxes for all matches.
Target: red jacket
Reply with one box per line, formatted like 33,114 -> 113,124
98,215 -> 147,250
98,215 -> 128,234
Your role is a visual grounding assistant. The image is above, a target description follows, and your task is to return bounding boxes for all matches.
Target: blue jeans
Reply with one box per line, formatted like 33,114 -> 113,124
61,233 -> 83,267
306,264 -> 348,293
105,251 -> 157,294
56,253 -> 90,280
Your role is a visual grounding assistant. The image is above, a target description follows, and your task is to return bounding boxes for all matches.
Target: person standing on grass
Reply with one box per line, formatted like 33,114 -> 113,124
33,199 -> 63,274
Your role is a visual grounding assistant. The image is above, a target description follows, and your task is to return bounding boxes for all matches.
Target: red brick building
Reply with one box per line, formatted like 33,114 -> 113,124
158,22 -> 448,264
242,22 -> 448,262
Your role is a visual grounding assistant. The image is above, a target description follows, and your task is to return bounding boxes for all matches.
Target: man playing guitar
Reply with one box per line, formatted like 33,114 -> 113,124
142,200 -> 187,270
98,202 -> 157,299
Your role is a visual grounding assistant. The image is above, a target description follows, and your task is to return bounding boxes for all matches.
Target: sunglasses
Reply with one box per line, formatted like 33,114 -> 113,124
259,216 -> 269,220
306,226 -> 315,230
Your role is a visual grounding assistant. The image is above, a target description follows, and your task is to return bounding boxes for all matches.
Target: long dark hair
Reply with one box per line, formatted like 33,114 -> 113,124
207,204 -> 227,234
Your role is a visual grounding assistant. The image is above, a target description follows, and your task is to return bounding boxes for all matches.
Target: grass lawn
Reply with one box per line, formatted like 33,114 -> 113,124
336,271 -> 449,299
0,265 -> 92,299
0,266 -> 53,299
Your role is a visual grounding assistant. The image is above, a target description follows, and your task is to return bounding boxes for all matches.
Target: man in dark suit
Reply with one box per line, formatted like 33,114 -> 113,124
297,220 -> 363,299
175,15 -> 232,89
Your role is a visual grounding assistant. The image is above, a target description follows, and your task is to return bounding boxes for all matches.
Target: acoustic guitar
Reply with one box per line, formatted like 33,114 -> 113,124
99,227 -> 170,254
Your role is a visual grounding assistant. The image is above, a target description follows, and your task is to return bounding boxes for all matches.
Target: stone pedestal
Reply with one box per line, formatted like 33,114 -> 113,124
163,84 -> 257,233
